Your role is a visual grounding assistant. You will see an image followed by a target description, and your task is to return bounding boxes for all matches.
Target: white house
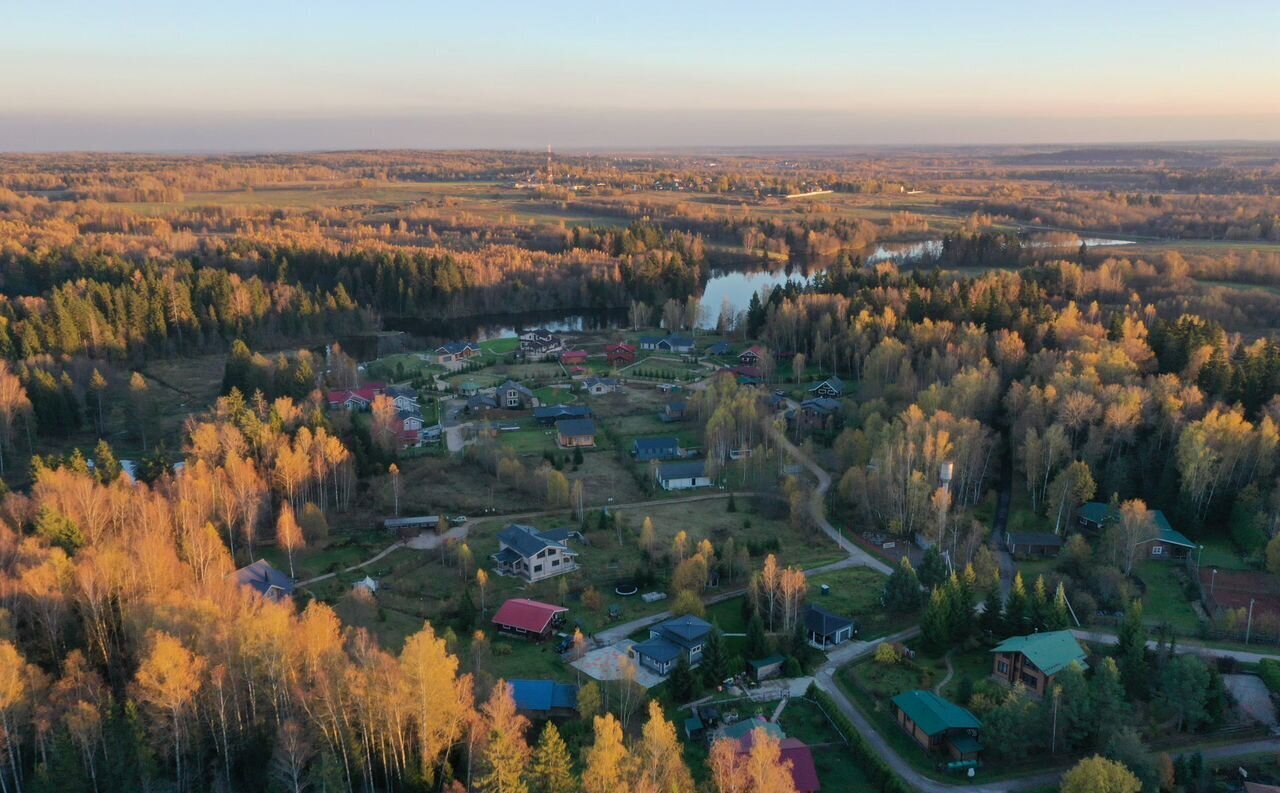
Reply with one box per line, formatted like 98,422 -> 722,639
655,460 -> 713,491
491,524 -> 579,583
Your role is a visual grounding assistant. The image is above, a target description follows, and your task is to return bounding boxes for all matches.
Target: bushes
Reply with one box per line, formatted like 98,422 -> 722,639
806,686 -> 913,793
1258,658 -> 1280,693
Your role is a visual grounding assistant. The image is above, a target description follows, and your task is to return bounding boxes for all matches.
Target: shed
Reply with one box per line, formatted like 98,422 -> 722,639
508,680 -> 577,715
748,655 -> 785,681
1005,531 -> 1064,557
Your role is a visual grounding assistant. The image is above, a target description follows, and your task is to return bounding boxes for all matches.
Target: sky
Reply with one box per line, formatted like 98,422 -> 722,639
1,0 -> 1278,151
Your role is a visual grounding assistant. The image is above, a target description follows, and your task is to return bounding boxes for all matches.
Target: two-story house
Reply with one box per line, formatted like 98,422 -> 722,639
631,615 -> 713,675
495,379 -> 538,410
490,524 -> 579,583
990,630 -> 1088,697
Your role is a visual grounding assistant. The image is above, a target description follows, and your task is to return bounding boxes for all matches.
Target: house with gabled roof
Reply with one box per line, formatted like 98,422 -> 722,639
492,598 -> 567,639
891,690 -> 982,761
633,436 -> 681,462
581,376 -> 619,395
385,384 -> 420,411
1077,501 -> 1195,560
605,343 -> 637,367
656,460 -> 712,490
808,377 -> 845,398
707,340 -> 733,357
739,346 -> 766,366
491,524 -> 578,583
730,731 -> 820,793
509,680 -> 578,717
434,341 -> 481,364
805,604 -> 856,649
495,380 -> 537,410
556,419 -> 596,448
631,615 -> 713,675
326,383 -> 385,411
560,349 -> 589,366
534,405 -> 593,425
991,630 -> 1088,697
232,560 -> 295,602
660,400 -> 687,422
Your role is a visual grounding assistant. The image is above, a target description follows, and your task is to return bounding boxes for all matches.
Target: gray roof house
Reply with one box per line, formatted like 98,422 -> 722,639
656,459 -> 712,490
495,380 -> 537,409
491,524 -> 579,583
805,604 -> 856,648
631,615 -> 714,675
582,376 -> 620,395
809,377 -> 845,398
633,436 -> 681,462
232,560 -> 295,602
534,405 -> 594,425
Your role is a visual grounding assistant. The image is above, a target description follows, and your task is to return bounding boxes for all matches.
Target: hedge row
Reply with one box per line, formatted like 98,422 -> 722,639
1259,658 -> 1280,694
806,685 -> 914,793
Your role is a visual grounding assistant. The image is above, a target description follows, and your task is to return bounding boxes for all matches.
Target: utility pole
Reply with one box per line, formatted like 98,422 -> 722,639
1247,598 -> 1256,644
1050,685 -> 1061,754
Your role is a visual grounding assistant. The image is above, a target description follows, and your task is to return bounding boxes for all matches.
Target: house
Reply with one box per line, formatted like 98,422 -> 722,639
491,524 -> 579,583
633,436 -> 681,462
747,655 -> 785,682
739,346 -> 765,366
717,716 -> 784,743
491,598 -> 568,639
509,680 -> 578,717
733,732 -> 820,793
467,393 -> 499,413
534,405 -> 593,425
660,401 -> 687,422
661,335 -> 696,354
556,419 -> 596,448
435,341 -> 481,364
1005,531 -> 1064,558
232,560 -> 295,602
638,336 -> 663,351
809,377 -> 845,398
805,605 -> 856,649
581,376 -> 619,395
631,615 -> 713,675
708,340 -> 733,356
397,407 -> 425,448
354,576 -> 378,593
794,397 -> 841,430
385,384 -> 420,411
605,343 -> 637,367
991,630 -> 1088,697
459,380 -> 482,397
495,380 -> 537,410
326,384 -> 385,411
732,365 -> 763,382
890,690 -> 983,761
560,350 -> 589,366
1077,502 -> 1195,560
383,515 -> 441,534
519,329 -> 564,359
656,460 -> 713,491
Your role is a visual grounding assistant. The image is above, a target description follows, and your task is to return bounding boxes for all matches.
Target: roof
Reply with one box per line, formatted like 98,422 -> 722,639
634,436 -> 679,452
719,716 -> 784,742
606,343 -> 637,353
657,460 -> 707,482
748,655 -> 786,669
639,336 -> 662,345
534,405 -> 593,421
1006,531 -> 1064,548
437,341 -> 478,354
498,524 -> 574,559
890,690 -> 981,736
991,631 -> 1088,676
666,400 -> 687,412
384,515 -> 439,529
468,394 -> 498,409
735,735 -> 819,792
328,386 -> 379,404
232,560 -> 294,599
805,604 -> 854,636
1078,502 -> 1112,525
556,418 -> 597,437
708,341 -> 733,354
949,735 -> 984,755
810,377 -> 845,394
665,335 -> 694,347
657,615 -> 713,644
492,599 -> 567,634
583,376 -> 618,388
1150,510 -> 1195,548
497,379 -> 535,398
386,385 -> 418,399
742,345 -> 766,358
633,636 -> 683,663
801,397 -> 841,414
509,680 -> 577,712
561,350 -> 589,360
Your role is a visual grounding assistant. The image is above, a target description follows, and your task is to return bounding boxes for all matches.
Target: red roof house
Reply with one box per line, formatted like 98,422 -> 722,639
492,598 -> 568,638
737,734 -> 820,793
326,383 -> 386,411
560,350 -> 589,365
739,346 -> 766,366
606,343 -> 637,366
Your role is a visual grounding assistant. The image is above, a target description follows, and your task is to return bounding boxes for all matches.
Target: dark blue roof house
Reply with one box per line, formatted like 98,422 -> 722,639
708,340 -> 733,356
533,405 -> 594,425
631,615 -> 713,675
509,680 -> 578,715
633,436 -> 681,462
232,560 -> 295,602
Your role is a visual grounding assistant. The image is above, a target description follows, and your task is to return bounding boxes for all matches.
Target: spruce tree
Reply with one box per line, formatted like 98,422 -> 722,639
530,723 -> 577,793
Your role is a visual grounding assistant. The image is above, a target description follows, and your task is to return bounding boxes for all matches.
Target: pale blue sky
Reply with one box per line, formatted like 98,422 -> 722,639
2,1 -> 1277,150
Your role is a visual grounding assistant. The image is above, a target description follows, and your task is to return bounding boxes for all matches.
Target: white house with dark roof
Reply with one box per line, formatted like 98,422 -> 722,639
581,376 -> 620,395
631,615 -> 713,675
808,377 -> 845,398
491,524 -> 579,583
495,380 -> 538,409
656,460 -> 712,490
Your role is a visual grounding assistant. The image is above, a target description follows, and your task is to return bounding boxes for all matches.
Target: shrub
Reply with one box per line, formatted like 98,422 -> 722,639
1258,659 -> 1280,693
874,642 -> 902,665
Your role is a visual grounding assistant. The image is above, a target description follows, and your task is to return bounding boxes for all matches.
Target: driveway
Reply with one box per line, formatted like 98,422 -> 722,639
1224,674 -> 1277,726
570,640 -> 666,689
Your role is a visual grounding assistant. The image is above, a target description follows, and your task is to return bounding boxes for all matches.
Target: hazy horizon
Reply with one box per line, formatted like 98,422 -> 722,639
3,0 -> 1278,152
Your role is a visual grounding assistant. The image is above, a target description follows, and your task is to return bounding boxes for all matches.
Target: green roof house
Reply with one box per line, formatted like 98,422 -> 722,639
991,630 -> 1088,697
890,690 -> 982,761
1077,502 -> 1195,561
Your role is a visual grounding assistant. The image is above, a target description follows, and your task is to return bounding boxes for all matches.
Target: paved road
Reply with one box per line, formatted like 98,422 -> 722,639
769,425 -> 892,575
1072,630 -> 1280,663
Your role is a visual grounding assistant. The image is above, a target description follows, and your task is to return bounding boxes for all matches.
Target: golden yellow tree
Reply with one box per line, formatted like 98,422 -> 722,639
132,631 -> 206,788
634,701 -> 695,793
582,714 -> 630,793
276,502 -> 305,578
476,681 -> 531,793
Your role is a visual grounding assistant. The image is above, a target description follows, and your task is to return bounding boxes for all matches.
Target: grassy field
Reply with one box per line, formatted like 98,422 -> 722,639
777,698 -> 878,793
1134,560 -> 1202,632
806,568 -> 913,640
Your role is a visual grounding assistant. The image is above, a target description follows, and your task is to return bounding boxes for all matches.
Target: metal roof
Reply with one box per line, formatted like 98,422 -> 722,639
805,604 -> 854,636
509,680 -> 577,712
633,637 -> 682,663
891,690 -> 981,736
555,418 -> 596,437
657,460 -> 707,481
991,630 -> 1088,677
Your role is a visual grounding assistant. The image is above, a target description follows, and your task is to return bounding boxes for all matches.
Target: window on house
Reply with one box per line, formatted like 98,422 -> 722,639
551,559 -> 560,567
1152,545 -> 1164,556
533,565 -> 543,573
997,660 -> 1009,674
1020,672 -> 1039,688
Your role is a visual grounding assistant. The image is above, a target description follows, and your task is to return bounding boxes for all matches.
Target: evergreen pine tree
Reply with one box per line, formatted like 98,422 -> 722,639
979,586 -> 1005,637
1004,572 -> 1029,636
700,628 -> 729,687
530,723 -> 577,793
917,546 -> 948,590
882,558 -> 923,613
746,612 -> 769,659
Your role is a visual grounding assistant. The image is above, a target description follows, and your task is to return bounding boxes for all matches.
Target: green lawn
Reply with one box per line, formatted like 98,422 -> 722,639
1134,560 -> 1201,632
807,567 -> 915,640
777,699 -> 878,793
